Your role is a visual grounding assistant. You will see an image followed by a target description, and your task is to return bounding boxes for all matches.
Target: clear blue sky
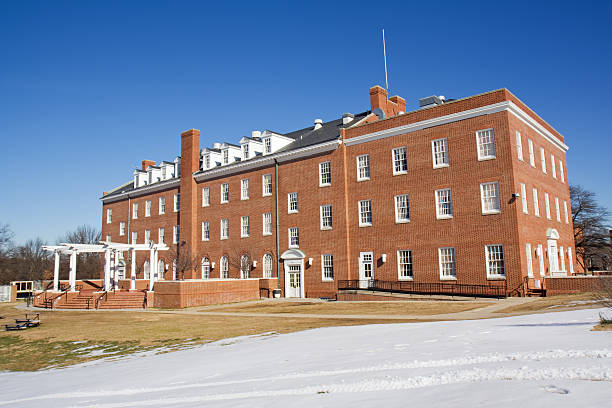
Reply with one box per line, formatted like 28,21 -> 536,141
1,0 -> 611,245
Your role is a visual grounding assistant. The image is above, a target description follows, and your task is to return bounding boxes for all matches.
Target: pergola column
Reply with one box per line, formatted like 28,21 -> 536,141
149,248 -> 155,291
154,250 -> 159,280
69,251 -> 77,291
130,248 -> 136,290
104,250 -> 111,291
53,251 -> 60,291
113,250 -> 120,290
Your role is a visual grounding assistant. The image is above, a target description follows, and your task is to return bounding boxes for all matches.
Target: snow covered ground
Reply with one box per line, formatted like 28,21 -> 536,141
1,308 -> 611,407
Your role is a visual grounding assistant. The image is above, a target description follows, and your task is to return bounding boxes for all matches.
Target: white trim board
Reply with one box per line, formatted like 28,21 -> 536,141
343,101 -> 568,152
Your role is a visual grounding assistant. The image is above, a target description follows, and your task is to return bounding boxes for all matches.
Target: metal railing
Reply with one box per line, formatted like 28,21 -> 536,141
338,279 -> 507,299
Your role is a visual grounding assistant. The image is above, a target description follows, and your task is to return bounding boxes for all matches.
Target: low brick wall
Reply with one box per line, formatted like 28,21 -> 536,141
153,279 -> 262,308
544,276 -> 612,296
117,279 -> 150,291
258,278 -> 278,298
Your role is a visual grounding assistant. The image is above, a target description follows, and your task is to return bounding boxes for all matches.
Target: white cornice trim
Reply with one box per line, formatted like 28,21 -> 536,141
193,139 -> 341,182
344,101 -> 568,152
101,178 -> 180,204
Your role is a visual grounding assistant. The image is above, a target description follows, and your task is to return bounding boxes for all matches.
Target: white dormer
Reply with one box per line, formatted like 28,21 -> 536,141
239,131 -> 264,161
261,130 -> 294,155
134,169 -> 147,188
174,157 -> 181,177
201,148 -> 223,170
219,143 -> 241,165
159,161 -> 176,180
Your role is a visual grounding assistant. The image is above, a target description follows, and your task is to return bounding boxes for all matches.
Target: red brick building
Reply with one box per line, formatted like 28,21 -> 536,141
101,85 -> 576,299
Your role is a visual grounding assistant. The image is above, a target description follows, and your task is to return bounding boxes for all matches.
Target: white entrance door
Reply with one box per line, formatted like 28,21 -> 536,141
548,239 -> 559,275
287,264 -> 302,298
359,252 -> 374,289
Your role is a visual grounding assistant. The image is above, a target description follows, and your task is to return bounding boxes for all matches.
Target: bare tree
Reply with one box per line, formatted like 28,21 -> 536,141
226,247 -> 253,278
7,238 -> 51,283
571,185 -> 611,272
166,242 -> 201,280
57,225 -> 102,279
0,223 -> 14,257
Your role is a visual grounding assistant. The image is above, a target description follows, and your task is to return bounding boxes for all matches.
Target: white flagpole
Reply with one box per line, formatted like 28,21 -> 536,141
383,29 -> 389,112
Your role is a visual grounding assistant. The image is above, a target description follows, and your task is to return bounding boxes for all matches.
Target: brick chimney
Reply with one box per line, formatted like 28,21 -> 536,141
179,129 -> 201,279
369,85 -> 406,118
142,160 -> 156,170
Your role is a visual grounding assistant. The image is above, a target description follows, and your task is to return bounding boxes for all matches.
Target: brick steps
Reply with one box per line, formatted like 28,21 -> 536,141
97,291 -> 146,309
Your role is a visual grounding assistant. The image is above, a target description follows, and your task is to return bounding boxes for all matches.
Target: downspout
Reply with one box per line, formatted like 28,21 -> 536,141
274,159 -> 281,291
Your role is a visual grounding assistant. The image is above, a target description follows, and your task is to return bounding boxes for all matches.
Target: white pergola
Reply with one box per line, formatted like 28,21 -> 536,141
42,241 -> 169,292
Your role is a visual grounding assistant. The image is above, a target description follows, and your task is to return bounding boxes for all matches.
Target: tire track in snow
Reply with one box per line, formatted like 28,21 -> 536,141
73,366 -> 612,407
2,349 -> 611,406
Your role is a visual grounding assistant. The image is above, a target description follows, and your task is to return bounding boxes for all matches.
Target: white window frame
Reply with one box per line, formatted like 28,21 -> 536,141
516,131 -> 523,161
106,208 -> 112,224
131,231 -> 137,245
202,187 -> 210,207
288,227 -> 299,248
223,149 -> 229,165
241,216 -> 250,238
263,212 -> 272,236
435,188 -> 453,219
263,254 -> 273,278
221,183 -> 229,204
158,227 -> 164,244
264,137 -> 271,154
485,244 -> 505,279
394,194 -> 410,223
564,201 -> 569,224
241,179 -> 250,200
321,254 -> 334,281
356,154 -> 370,181
397,250 -> 413,280
119,222 -> 125,236
262,174 -> 272,196
431,138 -> 449,168
545,192 -> 551,219
173,225 -> 179,244
568,247 -> 574,274
106,234 -> 111,243
220,219 -> 229,240
288,192 -> 298,213
480,182 -> 501,215
533,188 -> 540,217
358,199 -> 372,227
438,247 -> 457,280
520,183 -> 528,214
392,146 -> 408,175
559,160 -> 564,183
319,161 -> 331,186
540,147 -> 546,173
528,139 -> 535,167
220,256 -> 229,279
202,221 -> 210,241
526,243 -> 533,278
144,229 -> 151,244
476,128 -> 496,161
551,154 -> 556,179
132,203 -> 138,219
173,194 -> 180,212
320,204 -> 332,230
159,197 -> 165,214
555,197 -> 561,222
242,144 -> 249,160
145,200 -> 151,217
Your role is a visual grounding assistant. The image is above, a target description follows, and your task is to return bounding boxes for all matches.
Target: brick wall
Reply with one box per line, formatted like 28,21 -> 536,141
545,276 -> 612,296
153,279 -> 261,308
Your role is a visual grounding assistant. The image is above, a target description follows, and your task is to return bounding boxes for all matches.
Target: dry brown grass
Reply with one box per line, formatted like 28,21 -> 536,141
205,300 -> 492,316
493,293 -> 606,314
0,303 -> 418,371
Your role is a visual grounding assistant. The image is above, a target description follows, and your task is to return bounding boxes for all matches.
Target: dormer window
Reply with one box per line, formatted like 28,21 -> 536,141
223,149 -> 229,164
243,144 -> 249,160
264,138 -> 271,154
205,154 -> 210,169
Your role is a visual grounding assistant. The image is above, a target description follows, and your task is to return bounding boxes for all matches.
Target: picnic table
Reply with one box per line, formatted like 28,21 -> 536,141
4,313 -> 40,331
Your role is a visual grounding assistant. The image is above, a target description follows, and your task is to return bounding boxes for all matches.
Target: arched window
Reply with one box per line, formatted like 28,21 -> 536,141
157,260 -> 165,280
143,260 -> 150,280
172,260 -> 177,280
201,257 -> 210,279
263,254 -> 273,278
240,254 -> 250,279
220,256 -> 229,279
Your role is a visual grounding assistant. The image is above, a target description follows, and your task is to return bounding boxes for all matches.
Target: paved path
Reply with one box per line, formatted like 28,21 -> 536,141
19,297 -> 541,321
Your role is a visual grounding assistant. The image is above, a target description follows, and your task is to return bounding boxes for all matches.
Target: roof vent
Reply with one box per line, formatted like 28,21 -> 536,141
419,95 -> 445,109
342,113 -> 354,125
251,130 -> 261,139
313,119 -> 323,130
213,142 -> 221,149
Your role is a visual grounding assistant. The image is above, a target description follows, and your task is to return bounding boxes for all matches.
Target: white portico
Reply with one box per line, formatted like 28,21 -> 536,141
280,249 -> 306,298
43,241 -> 168,292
